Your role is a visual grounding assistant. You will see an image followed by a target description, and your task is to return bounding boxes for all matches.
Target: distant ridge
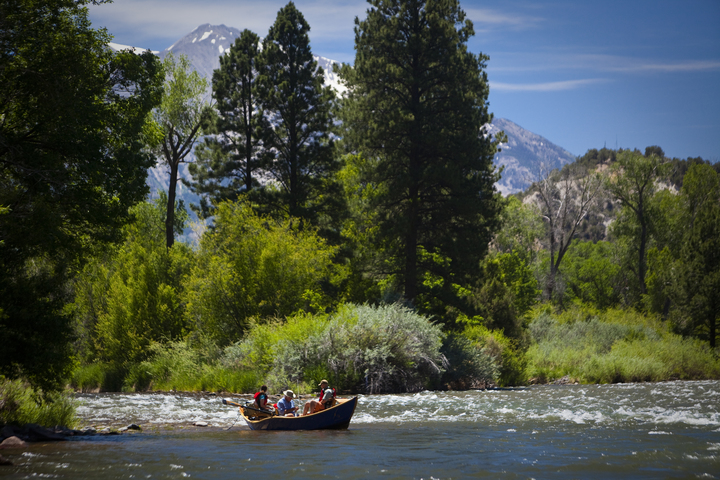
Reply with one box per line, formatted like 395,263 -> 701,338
488,118 -> 576,195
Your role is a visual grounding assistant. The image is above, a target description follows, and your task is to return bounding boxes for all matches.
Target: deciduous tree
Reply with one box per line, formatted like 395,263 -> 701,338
153,53 -> 209,248
0,0 -> 163,390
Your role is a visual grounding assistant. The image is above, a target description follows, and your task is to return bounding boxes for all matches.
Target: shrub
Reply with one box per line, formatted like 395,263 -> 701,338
0,378 -> 78,428
184,200 -> 337,345
527,307 -> 720,383
230,303 -> 446,393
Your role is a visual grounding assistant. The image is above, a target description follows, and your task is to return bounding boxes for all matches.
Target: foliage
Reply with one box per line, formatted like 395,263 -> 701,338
184,200 -> 337,345
439,334 -> 499,389
606,149 -> 672,300
338,0 -> 503,316
229,303 -> 446,393
561,240 -> 621,309
526,306 -> 720,383
70,197 -> 193,385
462,325 -> 526,387
189,29 -> 268,219
255,2 -> 341,232
0,378 -> 78,428
666,163 -> 720,348
0,0 -> 163,390
491,196 -> 544,265
152,53 -> 209,248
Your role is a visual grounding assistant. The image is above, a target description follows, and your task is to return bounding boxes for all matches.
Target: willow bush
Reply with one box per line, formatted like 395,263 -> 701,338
527,306 -> 720,383
184,200 -> 337,346
0,378 -> 78,428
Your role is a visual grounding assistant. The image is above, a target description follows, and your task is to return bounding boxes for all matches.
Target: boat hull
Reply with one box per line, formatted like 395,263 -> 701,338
241,396 -> 358,431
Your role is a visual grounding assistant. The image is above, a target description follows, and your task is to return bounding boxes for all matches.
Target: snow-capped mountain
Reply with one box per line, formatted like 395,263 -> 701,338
160,24 -> 345,93
488,118 -> 576,195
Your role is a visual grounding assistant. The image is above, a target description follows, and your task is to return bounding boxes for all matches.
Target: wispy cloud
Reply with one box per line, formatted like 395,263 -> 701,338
489,52 -> 720,75
465,7 -> 544,31
490,79 -> 607,92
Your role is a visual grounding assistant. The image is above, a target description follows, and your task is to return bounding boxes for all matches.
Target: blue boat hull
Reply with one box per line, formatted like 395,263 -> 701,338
241,397 -> 358,431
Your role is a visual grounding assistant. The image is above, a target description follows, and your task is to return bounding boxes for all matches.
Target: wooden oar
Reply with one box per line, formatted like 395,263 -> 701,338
221,399 -> 275,416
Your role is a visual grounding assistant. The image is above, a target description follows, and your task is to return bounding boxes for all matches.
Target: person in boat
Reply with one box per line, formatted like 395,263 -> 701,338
301,379 -> 336,415
253,385 -> 271,411
277,390 -> 298,417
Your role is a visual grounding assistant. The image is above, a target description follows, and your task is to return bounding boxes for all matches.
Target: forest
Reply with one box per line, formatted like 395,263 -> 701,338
1,0 -> 719,425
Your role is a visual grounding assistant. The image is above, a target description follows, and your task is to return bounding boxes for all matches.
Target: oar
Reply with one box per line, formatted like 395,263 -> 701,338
221,399 -> 275,416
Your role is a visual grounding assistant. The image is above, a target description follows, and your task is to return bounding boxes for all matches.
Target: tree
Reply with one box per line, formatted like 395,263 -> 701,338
73,197 -> 193,382
606,149 -> 671,298
255,2 -> 340,229
338,0 -> 503,315
532,163 -> 603,300
153,53 -> 209,248
189,29 -> 268,218
0,0 -> 163,390
668,164 -> 720,348
184,200 -> 337,345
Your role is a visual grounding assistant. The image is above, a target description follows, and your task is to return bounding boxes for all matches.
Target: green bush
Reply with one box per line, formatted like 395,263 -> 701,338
229,303 -> 446,393
0,378 -> 78,428
184,200 -> 337,345
462,324 -> 526,386
440,333 -> 499,389
527,307 -> 720,383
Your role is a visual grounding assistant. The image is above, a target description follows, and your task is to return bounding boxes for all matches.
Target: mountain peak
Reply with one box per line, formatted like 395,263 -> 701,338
490,117 -> 576,195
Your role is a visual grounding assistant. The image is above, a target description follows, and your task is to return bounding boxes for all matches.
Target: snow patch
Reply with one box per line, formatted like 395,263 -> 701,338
200,31 -> 213,42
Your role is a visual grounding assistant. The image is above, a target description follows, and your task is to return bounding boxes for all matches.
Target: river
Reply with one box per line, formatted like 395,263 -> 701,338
1,380 -> 718,479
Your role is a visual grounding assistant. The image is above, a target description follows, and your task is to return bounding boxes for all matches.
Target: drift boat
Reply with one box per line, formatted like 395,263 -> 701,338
223,397 -> 358,431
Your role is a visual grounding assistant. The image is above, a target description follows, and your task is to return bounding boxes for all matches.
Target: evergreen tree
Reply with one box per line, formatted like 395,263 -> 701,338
668,163 -> 720,349
338,0 -> 503,315
256,2 -> 340,229
189,30 -> 268,219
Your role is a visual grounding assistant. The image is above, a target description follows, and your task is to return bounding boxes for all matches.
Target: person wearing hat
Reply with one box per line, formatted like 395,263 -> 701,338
277,390 -> 298,417
301,380 -> 336,416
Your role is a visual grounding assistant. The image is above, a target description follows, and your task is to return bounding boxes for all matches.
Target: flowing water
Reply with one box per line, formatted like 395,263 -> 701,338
1,380 -> 719,479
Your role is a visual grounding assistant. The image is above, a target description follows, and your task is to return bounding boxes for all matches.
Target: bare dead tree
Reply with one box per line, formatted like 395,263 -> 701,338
532,163 -> 604,300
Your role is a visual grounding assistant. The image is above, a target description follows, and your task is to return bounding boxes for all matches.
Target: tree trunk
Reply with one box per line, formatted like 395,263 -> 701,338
166,159 -> 179,249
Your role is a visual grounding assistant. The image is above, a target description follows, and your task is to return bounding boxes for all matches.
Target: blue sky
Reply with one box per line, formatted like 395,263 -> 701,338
89,0 -> 720,161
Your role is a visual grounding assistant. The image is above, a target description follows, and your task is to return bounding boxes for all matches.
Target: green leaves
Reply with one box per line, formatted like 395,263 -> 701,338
184,200 -> 337,345
0,0 -> 163,390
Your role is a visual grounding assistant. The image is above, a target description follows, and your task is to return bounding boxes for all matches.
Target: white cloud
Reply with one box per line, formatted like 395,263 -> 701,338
491,78 -> 607,92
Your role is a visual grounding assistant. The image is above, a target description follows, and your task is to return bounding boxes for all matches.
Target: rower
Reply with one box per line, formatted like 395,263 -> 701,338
253,385 -> 270,411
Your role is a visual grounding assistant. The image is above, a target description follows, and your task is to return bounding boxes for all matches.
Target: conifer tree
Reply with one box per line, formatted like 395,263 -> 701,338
256,2 -> 339,227
339,0 -> 503,313
189,30 -> 268,219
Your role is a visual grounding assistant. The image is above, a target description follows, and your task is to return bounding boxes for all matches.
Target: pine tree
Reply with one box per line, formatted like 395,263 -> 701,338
256,2 -> 340,227
189,29 -> 268,219
338,0 -> 503,314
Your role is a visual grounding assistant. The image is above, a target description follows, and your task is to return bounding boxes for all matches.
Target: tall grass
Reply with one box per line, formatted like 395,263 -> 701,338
0,378 -> 78,428
527,306 -> 720,383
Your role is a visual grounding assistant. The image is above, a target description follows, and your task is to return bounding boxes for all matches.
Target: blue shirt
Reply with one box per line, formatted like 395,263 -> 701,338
277,397 -> 295,415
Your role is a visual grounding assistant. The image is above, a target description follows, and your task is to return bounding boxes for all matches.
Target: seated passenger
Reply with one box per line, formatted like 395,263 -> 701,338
277,390 -> 298,417
302,380 -> 336,415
